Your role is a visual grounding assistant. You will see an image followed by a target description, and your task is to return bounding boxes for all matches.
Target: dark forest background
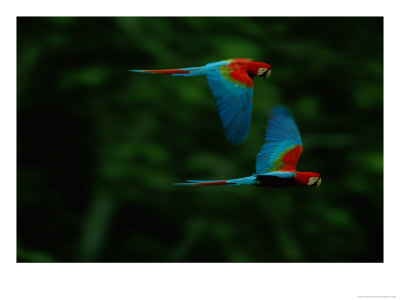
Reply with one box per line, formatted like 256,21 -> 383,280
17,17 -> 383,262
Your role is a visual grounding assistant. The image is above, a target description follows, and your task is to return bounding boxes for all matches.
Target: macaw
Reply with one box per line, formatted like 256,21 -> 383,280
130,58 -> 271,145
175,106 -> 322,188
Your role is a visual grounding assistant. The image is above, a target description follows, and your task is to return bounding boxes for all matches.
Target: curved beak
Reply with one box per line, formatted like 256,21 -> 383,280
264,69 -> 272,80
316,178 -> 322,188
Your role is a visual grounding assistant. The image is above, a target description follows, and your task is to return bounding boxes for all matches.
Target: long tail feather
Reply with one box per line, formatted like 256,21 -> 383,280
174,176 -> 258,187
129,66 -> 206,77
174,180 -> 232,186
129,59 -> 232,77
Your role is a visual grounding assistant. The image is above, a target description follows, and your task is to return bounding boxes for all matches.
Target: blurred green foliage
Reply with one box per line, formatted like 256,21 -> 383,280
17,17 -> 383,262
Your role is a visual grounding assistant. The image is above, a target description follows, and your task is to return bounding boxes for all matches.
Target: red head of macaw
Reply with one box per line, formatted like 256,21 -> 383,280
130,58 -> 272,145
175,106 -> 322,188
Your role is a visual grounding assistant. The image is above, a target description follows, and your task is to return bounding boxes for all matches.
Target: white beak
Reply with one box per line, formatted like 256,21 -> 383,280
265,69 -> 271,80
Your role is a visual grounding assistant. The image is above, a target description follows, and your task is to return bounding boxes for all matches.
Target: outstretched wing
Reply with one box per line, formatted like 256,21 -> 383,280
206,59 -> 254,145
255,106 -> 303,174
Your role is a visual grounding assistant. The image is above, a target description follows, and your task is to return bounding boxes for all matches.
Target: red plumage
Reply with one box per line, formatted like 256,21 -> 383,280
279,146 -> 303,171
225,59 -> 272,87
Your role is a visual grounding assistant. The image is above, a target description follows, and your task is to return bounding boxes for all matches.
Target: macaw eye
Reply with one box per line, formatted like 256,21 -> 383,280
307,177 -> 319,186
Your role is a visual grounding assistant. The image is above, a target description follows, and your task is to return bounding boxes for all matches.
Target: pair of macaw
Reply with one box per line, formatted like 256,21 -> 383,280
131,58 -> 321,188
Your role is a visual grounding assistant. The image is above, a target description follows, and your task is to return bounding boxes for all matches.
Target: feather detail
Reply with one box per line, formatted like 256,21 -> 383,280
174,180 -> 232,186
129,67 -> 205,76
256,106 -> 303,174
129,60 -> 231,77
174,176 -> 258,186
206,68 -> 253,145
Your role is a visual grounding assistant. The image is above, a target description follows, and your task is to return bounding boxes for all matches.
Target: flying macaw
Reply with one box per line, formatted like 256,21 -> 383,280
175,106 -> 322,188
130,58 -> 272,145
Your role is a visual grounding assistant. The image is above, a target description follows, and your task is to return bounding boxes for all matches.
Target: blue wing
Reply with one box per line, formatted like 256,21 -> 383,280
206,64 -> 254,145
255,106 -> 303,174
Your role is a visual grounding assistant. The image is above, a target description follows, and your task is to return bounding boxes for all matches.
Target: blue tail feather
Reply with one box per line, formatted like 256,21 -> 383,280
174,176 -> 258,187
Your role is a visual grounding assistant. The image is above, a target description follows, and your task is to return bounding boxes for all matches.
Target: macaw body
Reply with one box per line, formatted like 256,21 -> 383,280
130,58 -> 271,145
175,106 -> 322,188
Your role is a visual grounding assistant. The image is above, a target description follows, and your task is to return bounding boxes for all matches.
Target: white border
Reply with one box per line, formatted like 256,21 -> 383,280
2,1 -> 399,299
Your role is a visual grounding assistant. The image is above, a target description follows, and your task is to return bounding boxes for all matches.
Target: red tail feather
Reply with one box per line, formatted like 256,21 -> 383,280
193,180 -> 230,186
